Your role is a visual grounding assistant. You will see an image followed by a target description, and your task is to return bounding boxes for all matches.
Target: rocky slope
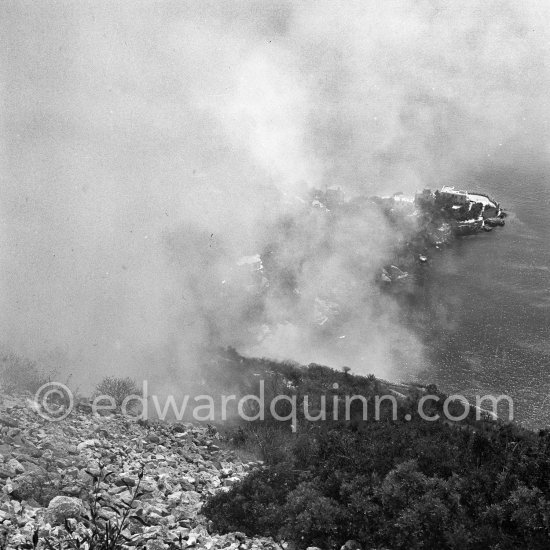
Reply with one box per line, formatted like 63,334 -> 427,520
0,392 -> 279,549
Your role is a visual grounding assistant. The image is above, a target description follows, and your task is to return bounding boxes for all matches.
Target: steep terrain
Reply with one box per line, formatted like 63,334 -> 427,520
0,392 -> 276,550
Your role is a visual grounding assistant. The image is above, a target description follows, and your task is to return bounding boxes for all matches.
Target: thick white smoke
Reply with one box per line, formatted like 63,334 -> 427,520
1,1 -> 548,390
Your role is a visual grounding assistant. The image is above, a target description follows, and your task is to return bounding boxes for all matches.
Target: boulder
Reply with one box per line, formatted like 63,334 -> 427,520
6,458 -> 24,474
0,415 -> 19,428
76,439 -> 100,451
46,496 -> 84,525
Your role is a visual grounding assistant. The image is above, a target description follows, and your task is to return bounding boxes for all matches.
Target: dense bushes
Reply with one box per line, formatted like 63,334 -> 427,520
206,420 -> 550,549
203,353 -> 550,550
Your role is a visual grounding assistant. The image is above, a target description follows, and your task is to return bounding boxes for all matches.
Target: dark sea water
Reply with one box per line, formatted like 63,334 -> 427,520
411,163 -> 550,429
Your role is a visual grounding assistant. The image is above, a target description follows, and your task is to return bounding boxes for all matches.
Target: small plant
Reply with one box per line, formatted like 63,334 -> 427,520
42,463 -> 147,550
93,377 -> 141,410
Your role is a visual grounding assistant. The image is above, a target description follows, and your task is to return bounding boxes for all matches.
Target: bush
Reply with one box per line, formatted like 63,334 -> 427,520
0,350 -> 50,394
203,350 -> 550,549
93,377 -> 141,409
280,482 -> 344,548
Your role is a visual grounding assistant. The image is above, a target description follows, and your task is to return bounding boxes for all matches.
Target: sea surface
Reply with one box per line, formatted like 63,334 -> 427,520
411,163 -> 550,429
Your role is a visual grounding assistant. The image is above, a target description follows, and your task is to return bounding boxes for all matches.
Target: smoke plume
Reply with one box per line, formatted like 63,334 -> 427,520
1,1 -> 549,390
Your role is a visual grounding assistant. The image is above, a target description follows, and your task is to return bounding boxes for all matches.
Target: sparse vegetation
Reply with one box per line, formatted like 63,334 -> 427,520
41,464 -> 149,550
93,377 -> 141,410
0,350 -> 51,394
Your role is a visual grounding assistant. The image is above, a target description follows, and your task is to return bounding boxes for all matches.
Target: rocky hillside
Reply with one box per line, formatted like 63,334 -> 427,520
0,392 -> 277,550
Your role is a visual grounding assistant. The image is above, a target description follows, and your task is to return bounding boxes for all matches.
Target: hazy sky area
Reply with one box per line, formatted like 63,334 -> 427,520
1,1 -> 549,390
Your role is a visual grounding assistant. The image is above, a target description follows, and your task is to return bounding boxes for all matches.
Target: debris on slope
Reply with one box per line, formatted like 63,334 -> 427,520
0,392 -> 279,549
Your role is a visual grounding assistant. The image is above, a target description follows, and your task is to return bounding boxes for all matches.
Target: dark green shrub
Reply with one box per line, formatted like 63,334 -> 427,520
202,350 -> 550,549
